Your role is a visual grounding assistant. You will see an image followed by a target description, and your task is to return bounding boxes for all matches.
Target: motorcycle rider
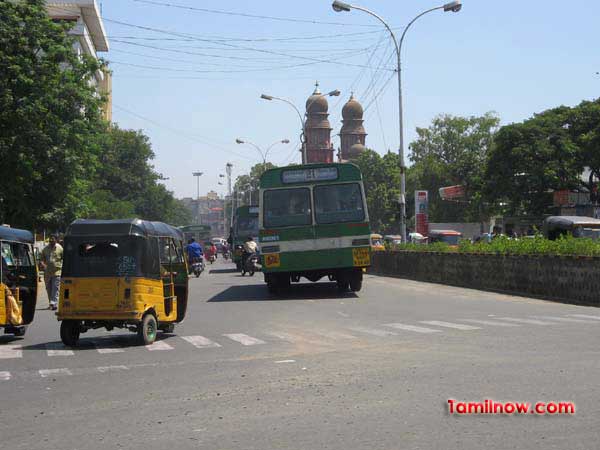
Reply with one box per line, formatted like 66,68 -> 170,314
185,238 -> 203,274
242,235 -> 257,262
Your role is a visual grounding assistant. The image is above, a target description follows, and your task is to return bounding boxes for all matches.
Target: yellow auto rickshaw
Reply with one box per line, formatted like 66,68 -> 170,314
0,225 -> 38,336
58,219 -> 189,346
370,233 -> 385,252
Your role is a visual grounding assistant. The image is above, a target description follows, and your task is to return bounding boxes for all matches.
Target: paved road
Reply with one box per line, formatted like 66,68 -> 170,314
1,258 -> 599,449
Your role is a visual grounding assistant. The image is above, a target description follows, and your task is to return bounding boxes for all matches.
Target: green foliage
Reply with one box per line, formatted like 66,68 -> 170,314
353,150 -> 400,234
393,235 -> 600,257
234,162 -> 276,204
0,0 -> 105,228
409,113 -> 500,223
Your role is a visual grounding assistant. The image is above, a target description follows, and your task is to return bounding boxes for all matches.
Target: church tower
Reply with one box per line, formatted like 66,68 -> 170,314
339,93 -> 367,161
304,82 -> 334,164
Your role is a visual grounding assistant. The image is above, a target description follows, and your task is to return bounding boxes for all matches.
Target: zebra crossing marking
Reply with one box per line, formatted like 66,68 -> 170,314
94,341 -> 125,354
384,323 -> 442,334
567,314 -> 600,321
460,319 -> 520,327
0,345 -> 22,359
533,316 -> 598,323
97,365 -> 129,373
45,343 -> 75,356
181,335 -> 222,348
0,371 -> 11,381
310,330 -> 357,340
39,368 -> 72,378
347,326 -> 399,337
496,317 -> 554,325
146,340 -> 173,351
420,321 -> 481,331
265,331 -> 328,346
223,333 -> 265,346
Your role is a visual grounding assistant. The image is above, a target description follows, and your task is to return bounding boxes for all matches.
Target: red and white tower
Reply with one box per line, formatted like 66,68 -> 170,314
304,82 -> 334,164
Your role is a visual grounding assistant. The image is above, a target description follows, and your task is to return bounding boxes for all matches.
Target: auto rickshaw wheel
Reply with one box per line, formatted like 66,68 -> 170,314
12,326 -> 26,337
138,313 -> 158,345
60,320 -> 81,347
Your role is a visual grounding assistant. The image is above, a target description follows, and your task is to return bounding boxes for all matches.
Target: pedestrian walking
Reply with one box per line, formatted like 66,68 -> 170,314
40,234 -> 63,310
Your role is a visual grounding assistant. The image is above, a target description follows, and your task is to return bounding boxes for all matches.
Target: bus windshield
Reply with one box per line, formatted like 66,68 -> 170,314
264,188 -> 311,228
314,183 -> 365,224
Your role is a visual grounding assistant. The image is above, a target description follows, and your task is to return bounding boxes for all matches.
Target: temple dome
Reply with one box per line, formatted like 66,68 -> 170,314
347,143 -> 366,158
342,94 -> 363,120
306,82 -> 328,114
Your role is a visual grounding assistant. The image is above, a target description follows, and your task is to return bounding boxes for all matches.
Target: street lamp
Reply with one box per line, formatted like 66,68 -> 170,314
332,0 -> 461,242
235,138 -> 290,164
192,171 -> 203,225
260,87 -> 340,164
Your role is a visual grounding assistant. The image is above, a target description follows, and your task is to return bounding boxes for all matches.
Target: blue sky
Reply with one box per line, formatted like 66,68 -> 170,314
98,0 -> 600,198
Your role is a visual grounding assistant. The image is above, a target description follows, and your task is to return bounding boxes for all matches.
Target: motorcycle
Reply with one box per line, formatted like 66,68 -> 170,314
241,252 -> 261,277
222,249 -> 230,260
208,254 -> 216,264
190,257 -> 205,277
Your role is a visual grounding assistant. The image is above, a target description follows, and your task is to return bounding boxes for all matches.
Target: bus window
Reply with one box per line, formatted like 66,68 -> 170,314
314,183 -> 365,224
264,188 -> 311,227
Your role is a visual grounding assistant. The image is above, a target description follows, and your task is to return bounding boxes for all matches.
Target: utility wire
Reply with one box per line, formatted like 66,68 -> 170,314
113,104 -> 253,161
130,0 -> 378,27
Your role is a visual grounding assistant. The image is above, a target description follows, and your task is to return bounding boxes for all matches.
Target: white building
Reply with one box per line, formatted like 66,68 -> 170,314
46,1 -> 111,120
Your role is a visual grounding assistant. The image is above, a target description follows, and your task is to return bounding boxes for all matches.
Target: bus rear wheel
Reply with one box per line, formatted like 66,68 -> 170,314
349,270 -> 363,292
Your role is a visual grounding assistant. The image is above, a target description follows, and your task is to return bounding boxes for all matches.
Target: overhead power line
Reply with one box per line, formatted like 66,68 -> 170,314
130,0 -> 378,27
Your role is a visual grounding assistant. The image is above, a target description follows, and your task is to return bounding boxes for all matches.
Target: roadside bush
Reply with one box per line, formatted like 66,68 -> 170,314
392,235 -> 600,256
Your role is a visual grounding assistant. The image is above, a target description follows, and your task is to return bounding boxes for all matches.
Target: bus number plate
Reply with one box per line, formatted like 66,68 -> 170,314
264,253 -> 281,268
352,248 -> 370,267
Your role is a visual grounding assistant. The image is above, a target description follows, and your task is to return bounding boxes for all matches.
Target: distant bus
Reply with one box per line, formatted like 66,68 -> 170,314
259,163 -> 371,293
179,224 -> 211,244
232,205 -> 259,269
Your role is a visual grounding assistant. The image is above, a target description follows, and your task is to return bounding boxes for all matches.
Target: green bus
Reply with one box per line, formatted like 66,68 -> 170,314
180,224 -> 211,244
232,205 -> 259,270
259,163 -> 371,293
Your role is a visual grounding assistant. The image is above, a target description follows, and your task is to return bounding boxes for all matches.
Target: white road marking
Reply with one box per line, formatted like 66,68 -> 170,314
568,314 -> 600,321
495,317 -> 554,325
181,335 -> 222,348
0,345 -> 22,359
97,365 -> 129,373
0,371 -> 11,381
384,323 -> 442,334
223,333 -> 266,346
94,341 -> 125,354
420,321 -> 481,331
337,311 -> 350,318
146,340 -> 173,351
311,330 -> 357,340
39,368 -> 72,378
274,360 -> 296,364
533,315 -> 598,323
265,331 -> 327,346
347,326 -> 399,337
460,319 -> 519,327
45,343 -> 75,356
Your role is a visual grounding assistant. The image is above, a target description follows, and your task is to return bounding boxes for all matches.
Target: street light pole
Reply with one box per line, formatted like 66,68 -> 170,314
235,138 -> 290,165
260,88 -> 340,164
332,0 -> 462,242
226,163 -> 233,230
192,171 -> 203,225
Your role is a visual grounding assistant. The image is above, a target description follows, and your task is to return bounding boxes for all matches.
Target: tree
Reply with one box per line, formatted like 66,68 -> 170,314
354,150 -> 401,233
485,106 -> 580,216
409,113 -> 500,222
0,0 -> 105,228
234,162 -> 276,204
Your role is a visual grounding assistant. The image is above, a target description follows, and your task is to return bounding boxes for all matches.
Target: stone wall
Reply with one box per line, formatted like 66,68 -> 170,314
371,251 -> 600,306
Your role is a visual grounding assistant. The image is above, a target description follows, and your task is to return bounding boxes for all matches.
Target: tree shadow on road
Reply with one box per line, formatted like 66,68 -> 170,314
208,282 -> 359,302
19,333 -> 177,351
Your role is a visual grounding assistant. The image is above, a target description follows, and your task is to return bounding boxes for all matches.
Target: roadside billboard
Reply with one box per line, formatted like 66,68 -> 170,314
415,190 -> 429,236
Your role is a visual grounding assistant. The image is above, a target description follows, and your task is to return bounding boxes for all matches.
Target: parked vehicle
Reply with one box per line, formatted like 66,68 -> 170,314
370,233 -> 385,252
0,226 -> 38,337
544,216 -> 600,240
259,163 -> 371,293
428,229 -> 463,247
384,235 -> 403,248
57,219 -> 189,346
